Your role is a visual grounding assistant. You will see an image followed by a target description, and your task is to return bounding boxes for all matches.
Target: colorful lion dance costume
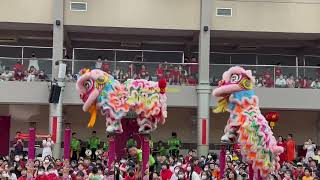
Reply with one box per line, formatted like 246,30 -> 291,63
212,66 -> 283,176
76,69 -> 167,134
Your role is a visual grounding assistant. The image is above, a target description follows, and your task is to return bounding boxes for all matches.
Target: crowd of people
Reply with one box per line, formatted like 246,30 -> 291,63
0,52 -> 49,82
2,131 -> 320,179
2,53 -> 320,89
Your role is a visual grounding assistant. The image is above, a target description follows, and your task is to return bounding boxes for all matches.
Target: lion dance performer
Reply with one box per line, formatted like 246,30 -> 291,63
76,68 -> 167,134
212,66 -> 283,177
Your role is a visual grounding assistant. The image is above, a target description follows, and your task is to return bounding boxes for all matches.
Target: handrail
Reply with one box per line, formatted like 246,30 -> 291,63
193,51 -> 297,57
1,57 -> 320,69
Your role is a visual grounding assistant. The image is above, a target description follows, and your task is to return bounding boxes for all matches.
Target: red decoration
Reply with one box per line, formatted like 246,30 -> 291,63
264,112 -> 280,129
264,112 -> 280,122
158,78 -> 167,94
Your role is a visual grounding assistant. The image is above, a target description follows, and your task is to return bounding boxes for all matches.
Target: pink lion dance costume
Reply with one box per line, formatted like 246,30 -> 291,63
76,69 -> 167,134
212,66 -> 283,177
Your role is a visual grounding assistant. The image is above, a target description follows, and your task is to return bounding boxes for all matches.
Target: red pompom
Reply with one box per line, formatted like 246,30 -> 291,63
158,78 -> 167,94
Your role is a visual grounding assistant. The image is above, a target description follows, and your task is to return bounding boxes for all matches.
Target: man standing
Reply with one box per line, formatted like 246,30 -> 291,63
167,132 -> 181,157
286,133 -> 296,162
88,131 -> 100,160
71,132 -> 81,161
14,131 -> 24,156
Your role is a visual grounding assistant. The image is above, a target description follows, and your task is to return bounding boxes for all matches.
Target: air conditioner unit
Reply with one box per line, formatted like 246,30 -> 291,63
70,2 -> 87,12
216,8 -> 232,17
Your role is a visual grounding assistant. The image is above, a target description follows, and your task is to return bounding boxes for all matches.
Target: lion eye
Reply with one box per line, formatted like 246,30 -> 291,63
83,80 -> 93,90
230,74 -> 241,83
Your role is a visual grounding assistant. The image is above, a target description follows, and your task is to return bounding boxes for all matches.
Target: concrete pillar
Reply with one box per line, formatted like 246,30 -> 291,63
50,0 -> 65,159
196,0 -> 212,156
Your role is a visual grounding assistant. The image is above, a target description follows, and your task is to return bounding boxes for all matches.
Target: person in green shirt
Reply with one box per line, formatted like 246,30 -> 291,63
126,134 -> 137,148
71,132 -> 81,161
88,131 -> 100,160
156,141 -> 167,157
167,132 -> 181,157
103,135 -> 110,152
128,146 -> 155,167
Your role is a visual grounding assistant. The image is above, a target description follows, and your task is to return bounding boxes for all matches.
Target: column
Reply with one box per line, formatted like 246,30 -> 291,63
50,0 -> 65,159
196,0 -> 212,156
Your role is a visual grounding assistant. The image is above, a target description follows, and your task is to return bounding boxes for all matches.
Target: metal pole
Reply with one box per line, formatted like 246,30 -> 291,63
196,0 -> 212,157
50,0 -> 65,159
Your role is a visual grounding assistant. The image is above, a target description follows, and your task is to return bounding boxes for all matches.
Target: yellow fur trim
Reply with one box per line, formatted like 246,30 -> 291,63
213,98 -> 228,113
88,104 -> 97,128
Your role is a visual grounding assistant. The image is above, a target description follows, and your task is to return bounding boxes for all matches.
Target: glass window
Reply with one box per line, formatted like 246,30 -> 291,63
231,54 -> 256,65
143,51 -> 183,63
257,54 -> 296,66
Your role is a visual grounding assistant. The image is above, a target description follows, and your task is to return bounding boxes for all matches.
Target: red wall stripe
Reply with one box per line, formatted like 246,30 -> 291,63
52,117 -> 57,143
202,119 -> 207,145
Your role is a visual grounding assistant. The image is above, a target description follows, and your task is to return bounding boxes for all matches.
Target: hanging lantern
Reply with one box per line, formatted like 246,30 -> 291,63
264,112 -> 280,129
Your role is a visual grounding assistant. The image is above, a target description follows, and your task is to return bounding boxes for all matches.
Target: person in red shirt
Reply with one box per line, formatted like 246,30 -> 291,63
275,63 -> 282,77
47,166 -> 58,180
17,168 -> 27,180
263,72 -> 274,88
188,57 -> 198,78
184,150 -> 194,165
102,58 -> 111,73
35,167 -> 48,180
277,136 -> 286,165
187,75 -> 198,86
139,65 -> 149,79
191,158 -> 202,175
160,164 -> 173,180
13,60 -> 24,72
286,134 -> 296,162
124,168 -> 136,180
292,162 -> 304,179
156,64 -> 164,80
128,64 -> 135,79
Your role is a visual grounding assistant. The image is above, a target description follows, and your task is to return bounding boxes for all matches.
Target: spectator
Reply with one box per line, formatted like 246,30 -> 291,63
263,72 -> 274,88
277,136 -> 287,165
256,77 -> 263,87
13,70 -> 25,81
275,75 -> 287,88
311,79 -> 320,89
88,131 -> 100,161
156,64 -> 164,80
275,63 -> 282,77
186,75 -> 198,86
0,60 -> 5,74
95,56 -> 103,69
13,60 -> 24,72
302,167 -> 313,180
13,132 -> 24,156
286,134 -> 296,163
186,163 -> 201,180
28,52 -> 39,71
168,132 -> 181,157
160,164 -> 172,180
188,57 -> 198,78
314,150 -> 320,163
71,133 -> 81,161
126,134 -> 137,148
102,58 -> 111,74
17,168 -> 27,180
304,138 -> 316,164
26,66 -> 37,82
286,75 -> 295,88
42,136 -> 54,160
138,65 -> 149,80
37,70 -> 48,81
0,67 -> 13,81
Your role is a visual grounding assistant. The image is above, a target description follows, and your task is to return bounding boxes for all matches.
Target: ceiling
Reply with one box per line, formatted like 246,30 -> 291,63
0,22 -> 319,54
